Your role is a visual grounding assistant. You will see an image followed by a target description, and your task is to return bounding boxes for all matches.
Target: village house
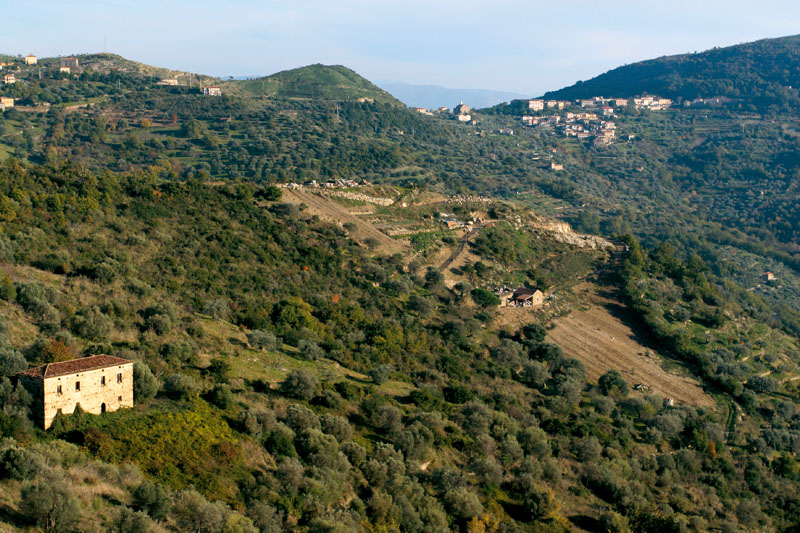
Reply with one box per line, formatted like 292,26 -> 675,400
436,106 -> 450,113
202,86 -> 222,96
526,99 -> 544,111
0,97 -> 14,111
601,106 -> 614,116
550,162 -> 563,171
59,66 -> 71,74
356,97 -> 374,103
456,114 -> 472,122
508,287 -> 544,307
612,98 -> 628,107
765,271 -> 777,282
2,73 -> 16,84
60,57 -> 79,69
24,54 -> 37,65
17,355 -> 134,430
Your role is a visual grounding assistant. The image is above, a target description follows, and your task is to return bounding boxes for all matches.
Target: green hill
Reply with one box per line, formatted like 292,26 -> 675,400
230,63 -> 403,105
543,34 -> 800,107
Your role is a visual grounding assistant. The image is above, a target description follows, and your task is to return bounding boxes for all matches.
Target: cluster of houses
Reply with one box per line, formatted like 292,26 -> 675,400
522,94 -> 673,113
522,111 -> 617,145
410,101 -> 476,124
2,54 -> 81,82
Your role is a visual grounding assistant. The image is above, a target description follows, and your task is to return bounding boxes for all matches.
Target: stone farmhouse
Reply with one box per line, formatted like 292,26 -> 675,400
24,54 -> 37,65
508,287 -> 544,307
17,355 -> 134,430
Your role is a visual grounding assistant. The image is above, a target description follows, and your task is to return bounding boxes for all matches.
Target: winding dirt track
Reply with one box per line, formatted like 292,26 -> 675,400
547,285 -> 714,406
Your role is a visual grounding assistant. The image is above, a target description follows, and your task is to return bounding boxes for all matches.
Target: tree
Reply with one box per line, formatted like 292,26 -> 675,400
280,369 -> 318,400
133,361 -> 158,402
368,365 -> 392,385
247,502 -> 284,533
131,480 -> 170,520
470,288 -> 500,309
598,369 -> 629,397
114,507 -> 153,533
19,478 -> 81,532
424,267 -> 444,288
0,346 -> 27,378
161,373 -> 198,400
247,330 -> 278,351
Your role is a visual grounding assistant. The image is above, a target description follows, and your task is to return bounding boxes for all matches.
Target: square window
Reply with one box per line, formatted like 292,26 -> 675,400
101,376 -> 106,386
117,373 -> 122,383
75,381 -> 80,391
57,385 -> 62,395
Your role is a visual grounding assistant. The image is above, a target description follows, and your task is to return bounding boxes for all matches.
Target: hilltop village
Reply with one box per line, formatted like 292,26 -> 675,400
406,93 -> 682,146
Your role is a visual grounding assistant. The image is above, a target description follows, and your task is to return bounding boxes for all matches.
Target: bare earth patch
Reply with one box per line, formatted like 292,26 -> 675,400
547,284 -> 713,406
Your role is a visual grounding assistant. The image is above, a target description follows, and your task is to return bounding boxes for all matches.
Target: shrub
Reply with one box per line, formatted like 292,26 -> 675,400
131,480 -> 170,520
208,384 -> 235,410
19,478 -> 81,532
0,446 -> 45,480
280,369 -> 318,400
284,404 -> 320,432
0,346 -> 27,378
444,487 -> 484,519
133,361 -> 158,402
471,288 -> 501,308
114,507 -> 154,533
298,339 -> 323,361
161,373 -> 198,400
247,330 -> 278,351
145,314 -> 172,335
598,369 -> 629,397
368,365 -> 392,385
247,502 -> 284,533
320,414 -> 353,443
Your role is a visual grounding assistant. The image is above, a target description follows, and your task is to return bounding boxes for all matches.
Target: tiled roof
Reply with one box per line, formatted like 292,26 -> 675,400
18,355 -> 132,379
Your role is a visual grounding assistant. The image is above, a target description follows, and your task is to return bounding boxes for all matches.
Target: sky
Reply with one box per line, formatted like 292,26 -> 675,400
3,1 -> 800,96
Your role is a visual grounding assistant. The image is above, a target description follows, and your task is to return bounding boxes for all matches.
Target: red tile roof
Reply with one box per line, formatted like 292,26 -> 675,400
18,355 -> 132,379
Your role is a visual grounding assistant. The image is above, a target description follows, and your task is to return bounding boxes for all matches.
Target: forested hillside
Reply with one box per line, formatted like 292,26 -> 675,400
543,34 -> 800,109
2,47 -> 800,532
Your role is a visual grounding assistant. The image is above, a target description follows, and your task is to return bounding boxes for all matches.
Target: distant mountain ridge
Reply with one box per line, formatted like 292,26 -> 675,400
378,81 -> 527,109
543,34 -> 800,107
229,64 -> 402,105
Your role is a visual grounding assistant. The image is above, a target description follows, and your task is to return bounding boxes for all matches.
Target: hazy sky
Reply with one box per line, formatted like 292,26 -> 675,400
3,1 -> 800,95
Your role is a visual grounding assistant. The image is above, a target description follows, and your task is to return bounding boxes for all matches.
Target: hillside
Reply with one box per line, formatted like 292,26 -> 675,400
6,47 -> 800,531
543,34 -> 800,107
231,64 -> 403,105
